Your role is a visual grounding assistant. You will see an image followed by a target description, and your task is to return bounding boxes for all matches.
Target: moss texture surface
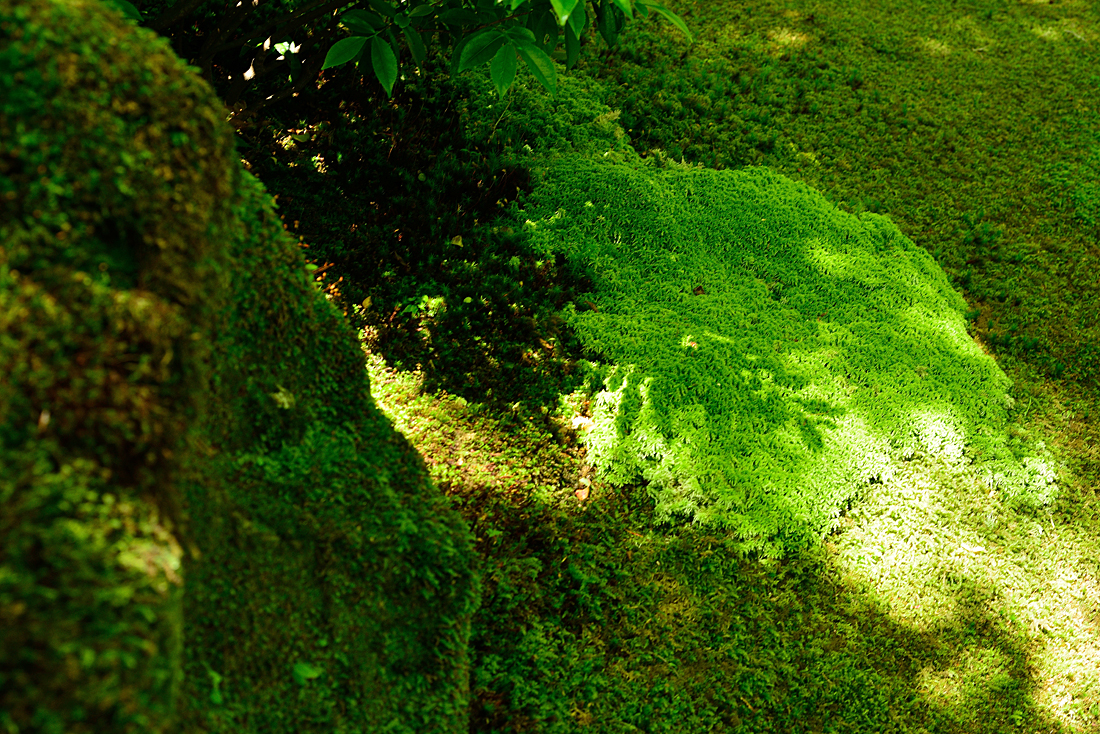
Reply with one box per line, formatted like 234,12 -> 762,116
521,158 -> 1047,554
0,1 -> 477,732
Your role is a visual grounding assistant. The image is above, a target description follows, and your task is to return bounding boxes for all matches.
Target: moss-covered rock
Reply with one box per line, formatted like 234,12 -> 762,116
0,2 -> 477,732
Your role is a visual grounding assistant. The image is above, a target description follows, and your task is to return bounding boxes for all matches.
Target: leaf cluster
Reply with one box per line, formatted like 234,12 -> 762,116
123,0 -> 688,124
322,0 -> 691,99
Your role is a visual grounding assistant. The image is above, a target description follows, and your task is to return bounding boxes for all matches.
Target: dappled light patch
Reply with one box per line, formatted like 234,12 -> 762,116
765,27 -> 811,54
832,447 -> 1100,730
1029,18 -> 1096,43
917,36 -> 953,56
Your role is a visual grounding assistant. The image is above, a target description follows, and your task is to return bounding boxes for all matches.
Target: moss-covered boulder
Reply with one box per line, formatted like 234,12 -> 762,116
0,2 -> 477,732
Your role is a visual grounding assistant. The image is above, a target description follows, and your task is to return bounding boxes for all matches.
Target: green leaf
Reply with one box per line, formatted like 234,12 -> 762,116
438,8 -> 480,25
489,43 -> 518,98
637,1 -> 693,42
596,0 -> 623,46
564,23 -> 580,69
394,13 -> 410,28
610,0 -> 632,20
567,3 -> 587,36
341,9 -> 383,35
367,0 -> 395,19
502,25 -> 537,45
531,8 -> 559,50
515,42 -> 556,96
408,3 -> 435,17
323,36 -> 369,70
475,7 -> 504,25
372,35 -> 399,96
549,0 -> 578,25
403,26 -> 427,70
292,662 -> 323,685
459,29 -> 505,71
509,0 -> 528,9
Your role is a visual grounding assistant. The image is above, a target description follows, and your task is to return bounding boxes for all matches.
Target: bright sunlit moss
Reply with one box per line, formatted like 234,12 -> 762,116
521,158 -> 1044,553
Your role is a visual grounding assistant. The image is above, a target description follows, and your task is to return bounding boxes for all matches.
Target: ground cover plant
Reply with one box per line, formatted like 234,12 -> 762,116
366,355 -> 1099,733
161,0 -> 1100,730
580,0 -> 1100,387
520,157 -> 1046,555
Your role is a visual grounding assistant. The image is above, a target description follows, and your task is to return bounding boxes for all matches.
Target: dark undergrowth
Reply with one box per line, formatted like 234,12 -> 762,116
238,56 -> 591,410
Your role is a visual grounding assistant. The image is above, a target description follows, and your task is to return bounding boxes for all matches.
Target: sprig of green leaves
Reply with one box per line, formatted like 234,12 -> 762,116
321,0 -> 691,99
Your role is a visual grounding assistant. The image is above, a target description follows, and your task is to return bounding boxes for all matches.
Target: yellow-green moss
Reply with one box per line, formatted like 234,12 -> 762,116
0,1 -> 477,732
521,158 -> 1043,554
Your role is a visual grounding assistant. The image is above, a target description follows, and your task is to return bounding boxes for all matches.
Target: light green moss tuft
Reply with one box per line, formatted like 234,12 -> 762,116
523,159 -> 1028,554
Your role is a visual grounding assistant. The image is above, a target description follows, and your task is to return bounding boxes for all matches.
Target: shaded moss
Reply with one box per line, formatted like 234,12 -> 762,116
1,1 -> 477,732
179,165 -> 479,734
1,1 -> 234,730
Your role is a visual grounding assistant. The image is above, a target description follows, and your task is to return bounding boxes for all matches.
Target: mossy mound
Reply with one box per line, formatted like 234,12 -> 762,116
521,158 -> 1029,554
0,1 -> 477,732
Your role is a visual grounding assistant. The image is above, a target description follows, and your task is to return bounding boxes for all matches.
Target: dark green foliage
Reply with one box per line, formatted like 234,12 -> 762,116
1045,135 -> 1100,230
134,0 -> 688,124
1,1 -> 478,732
239,63 -> 594,408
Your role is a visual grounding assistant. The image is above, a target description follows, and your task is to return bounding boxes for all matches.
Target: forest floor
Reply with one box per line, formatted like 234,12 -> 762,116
246,0 -> 1100,730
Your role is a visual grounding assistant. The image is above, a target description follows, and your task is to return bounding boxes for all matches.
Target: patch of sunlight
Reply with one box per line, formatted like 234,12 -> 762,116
1054,17 -> 1097,42
909,407 -> 967,464
917,37 -> 952,56
1025,19 -> 1096,44
1032,25 -> 1063,42
833,455 -> 1100,731
901,306 -> 987,365
766,27 -> 810,54
947,16 -> 996,52
363,351 -> 425,437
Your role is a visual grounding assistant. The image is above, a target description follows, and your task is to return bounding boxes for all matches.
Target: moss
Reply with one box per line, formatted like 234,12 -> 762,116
459,71 -> 639,162
521,158 -> 1025,554
0,1 -> 477,732
1,1 -> 233,729
179,166 -> 479,734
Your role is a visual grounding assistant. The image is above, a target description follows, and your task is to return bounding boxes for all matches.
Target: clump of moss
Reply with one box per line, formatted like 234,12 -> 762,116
1,0 -> 235,728
1,1 -> 478,732
521,158 -> 1029,554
